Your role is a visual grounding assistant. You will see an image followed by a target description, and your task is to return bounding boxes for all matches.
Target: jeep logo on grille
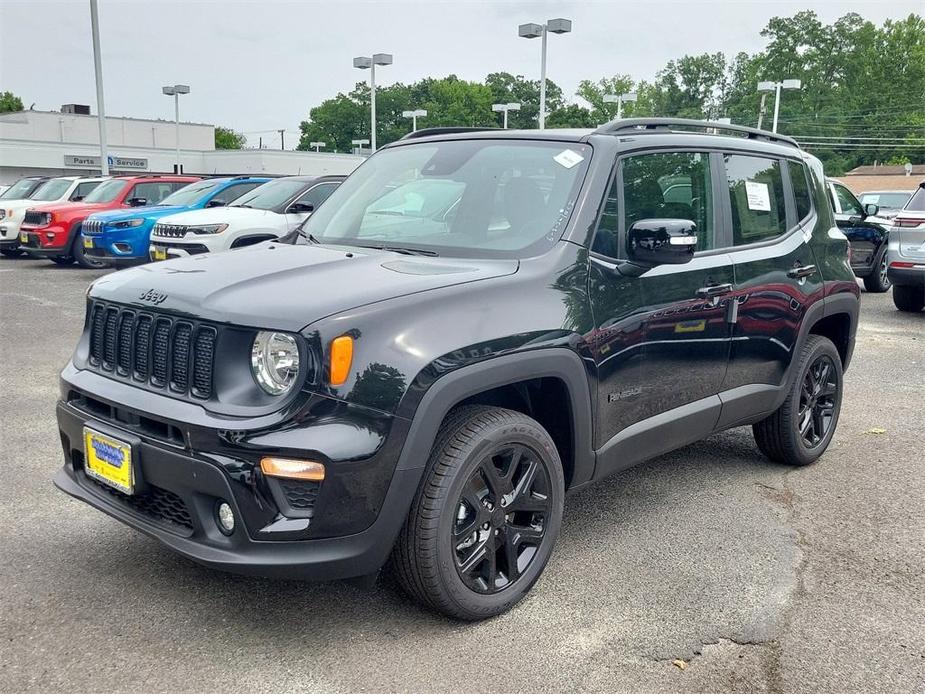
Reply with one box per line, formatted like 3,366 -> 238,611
139,289 -> 168,305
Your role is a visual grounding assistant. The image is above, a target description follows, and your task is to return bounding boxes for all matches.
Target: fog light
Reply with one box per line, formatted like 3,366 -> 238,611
216,501 -> 235,535
114,242 -> 132,253
47,232 -> 56,241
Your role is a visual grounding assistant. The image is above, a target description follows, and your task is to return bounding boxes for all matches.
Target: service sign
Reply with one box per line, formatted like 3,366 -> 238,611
64,154 -> 148,170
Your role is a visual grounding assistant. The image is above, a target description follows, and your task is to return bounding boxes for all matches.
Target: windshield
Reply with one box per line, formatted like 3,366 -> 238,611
82,179 -> 129,204
301,139 -> 592,257
30,179 -> 73,201
158,180 -> 220,207
860,192 -> 912,210
229,179 -> 307,210
0,179 -> 41,200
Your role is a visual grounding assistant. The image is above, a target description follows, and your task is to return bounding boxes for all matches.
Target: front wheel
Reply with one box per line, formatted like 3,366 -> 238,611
392,405 -> 565,620
73,233 -> 107,269
893,284 -> 925,312
862,249 -> 891,293
753,335 -> 843,466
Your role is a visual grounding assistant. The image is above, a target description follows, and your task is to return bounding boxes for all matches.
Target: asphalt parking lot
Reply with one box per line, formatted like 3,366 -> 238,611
0,256 -> 922,694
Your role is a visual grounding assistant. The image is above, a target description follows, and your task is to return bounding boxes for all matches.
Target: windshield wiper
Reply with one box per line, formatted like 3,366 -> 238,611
354,243 -> 439,257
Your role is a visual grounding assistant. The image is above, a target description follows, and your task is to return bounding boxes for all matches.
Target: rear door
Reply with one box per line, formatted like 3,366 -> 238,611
719,154 -> 823,427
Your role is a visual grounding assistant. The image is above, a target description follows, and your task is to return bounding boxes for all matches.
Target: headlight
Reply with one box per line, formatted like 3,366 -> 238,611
188,223 -> 229,235
250,331 -> 300,395
113,219 -> 145,229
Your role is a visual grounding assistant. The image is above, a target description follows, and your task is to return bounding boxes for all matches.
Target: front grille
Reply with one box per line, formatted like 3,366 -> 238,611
23,211 -> 51,227
277,478 -> 321,511
83,219 -> 104,234
152,223 -> 189,238
85,474 -> 194,532
87,300 -> 217,400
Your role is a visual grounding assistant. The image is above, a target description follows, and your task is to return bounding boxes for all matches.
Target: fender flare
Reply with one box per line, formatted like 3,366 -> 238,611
394,348 -> 596,489
230,233 -> 278,249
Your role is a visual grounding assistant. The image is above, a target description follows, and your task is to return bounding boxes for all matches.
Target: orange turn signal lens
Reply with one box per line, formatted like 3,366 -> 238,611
329,335 -> 354,386
260,457 -> 325,481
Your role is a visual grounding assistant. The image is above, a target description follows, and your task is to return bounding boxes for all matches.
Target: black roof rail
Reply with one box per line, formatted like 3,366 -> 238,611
400,126 -> 501,141
594,117 -> 800,148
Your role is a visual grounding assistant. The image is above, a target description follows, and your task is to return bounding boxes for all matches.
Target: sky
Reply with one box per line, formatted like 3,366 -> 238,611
1,0 -> 920,148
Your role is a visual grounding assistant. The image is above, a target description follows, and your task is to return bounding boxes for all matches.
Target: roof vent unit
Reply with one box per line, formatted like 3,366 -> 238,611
61,104 -> 91,115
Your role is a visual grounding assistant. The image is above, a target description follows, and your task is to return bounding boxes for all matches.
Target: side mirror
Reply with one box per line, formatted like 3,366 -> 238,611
627,219 -> 698,266
287,202 -> 315,214
71,196 -> 84,202
127,197 -> 147,207
206,199 -> 225,208
863,203 -> 879,217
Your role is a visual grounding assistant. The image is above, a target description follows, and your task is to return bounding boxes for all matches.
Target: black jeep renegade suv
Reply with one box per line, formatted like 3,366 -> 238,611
55,119 -> 859,620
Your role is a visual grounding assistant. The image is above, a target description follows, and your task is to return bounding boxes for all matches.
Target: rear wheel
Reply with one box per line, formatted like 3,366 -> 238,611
862,249 -> 891,293
892,284 -> 925,312
393,405 -> 565,620
753,335 -> 843,466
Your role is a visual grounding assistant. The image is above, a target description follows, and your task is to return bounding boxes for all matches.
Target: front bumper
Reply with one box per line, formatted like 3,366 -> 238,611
149,239 -> 211,260
19,226 -> 70,256
54,402 -> 423,580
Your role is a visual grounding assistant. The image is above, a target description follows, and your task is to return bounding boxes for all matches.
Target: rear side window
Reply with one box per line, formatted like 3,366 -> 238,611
788,161 -> 812,221
592,151 -> 715,258
725,154 -> 787,245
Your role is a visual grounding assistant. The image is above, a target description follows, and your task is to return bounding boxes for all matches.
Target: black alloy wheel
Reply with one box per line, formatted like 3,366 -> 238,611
452,443 -> 552,594
797,354 -> 838,448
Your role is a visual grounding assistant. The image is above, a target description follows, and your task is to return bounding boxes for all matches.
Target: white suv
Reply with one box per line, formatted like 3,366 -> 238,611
0,176 -> 108,257
886,181 -> 925,312
149,176 -> 343,260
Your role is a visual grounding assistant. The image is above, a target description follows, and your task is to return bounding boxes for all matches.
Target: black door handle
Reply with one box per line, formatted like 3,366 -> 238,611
787,264 -> 817,279
695,283 -> 733,299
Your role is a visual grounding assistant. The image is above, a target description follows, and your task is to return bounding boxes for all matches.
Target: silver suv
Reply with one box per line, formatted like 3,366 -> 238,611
886,181 -> 925,312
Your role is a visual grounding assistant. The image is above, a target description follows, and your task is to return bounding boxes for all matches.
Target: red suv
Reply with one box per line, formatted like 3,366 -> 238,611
19,175 -> 200,268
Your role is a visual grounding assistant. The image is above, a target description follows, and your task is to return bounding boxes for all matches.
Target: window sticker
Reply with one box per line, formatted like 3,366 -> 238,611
745,180 -> 771,211
554,149 -> 585,169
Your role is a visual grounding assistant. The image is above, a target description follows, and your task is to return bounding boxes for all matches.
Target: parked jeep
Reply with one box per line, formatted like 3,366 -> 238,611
826,178 -> 893,292
54,119 -> 858,620
19,174 -> 199,268
80,176 -> 271,267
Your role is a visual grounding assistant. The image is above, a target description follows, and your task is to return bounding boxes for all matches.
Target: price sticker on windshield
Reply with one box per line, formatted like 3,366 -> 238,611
554,149 -> 585,169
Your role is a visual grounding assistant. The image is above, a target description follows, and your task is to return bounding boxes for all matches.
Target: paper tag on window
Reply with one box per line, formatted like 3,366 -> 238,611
554,149 -> 584,169
745,180 -> 771,211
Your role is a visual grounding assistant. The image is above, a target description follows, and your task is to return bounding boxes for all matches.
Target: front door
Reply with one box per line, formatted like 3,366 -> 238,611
587,150 -> 734,470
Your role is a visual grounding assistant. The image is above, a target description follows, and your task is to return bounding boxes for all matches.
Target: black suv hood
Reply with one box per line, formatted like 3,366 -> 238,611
89,243 -> 518,332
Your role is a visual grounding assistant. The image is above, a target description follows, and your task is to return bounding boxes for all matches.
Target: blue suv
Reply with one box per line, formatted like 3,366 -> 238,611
80,176 -> 271,267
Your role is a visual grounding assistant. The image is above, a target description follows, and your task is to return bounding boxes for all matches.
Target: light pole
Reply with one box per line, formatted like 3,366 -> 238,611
89,0 -> 109,175
353,53 -> 393,151
603,92 -> 637,120
518,18 -> 571,129
491,103 -> 521,129
309,141 -> 326,153
162,84 -> 190,173
402,109 -> 427,132
351,138 -> 371,156
757,79 -> 801,133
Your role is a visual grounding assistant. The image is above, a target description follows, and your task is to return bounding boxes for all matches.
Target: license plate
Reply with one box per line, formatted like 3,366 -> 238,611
20,233 -> 28,243
83,427 -> 134,494
152,246 -> 167,261
83,237 -> 93,248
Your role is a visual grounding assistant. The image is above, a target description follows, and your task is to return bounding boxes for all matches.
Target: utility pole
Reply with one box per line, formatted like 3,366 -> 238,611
757,92 -> 768,130
89,0 -> 109,175
278,129 -> 285,150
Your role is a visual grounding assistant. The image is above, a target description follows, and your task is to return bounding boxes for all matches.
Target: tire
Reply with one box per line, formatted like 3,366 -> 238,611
72,227 -> 107,269
862,248 -> 891,293
0,248 -> 24,258
392,405 -> 565,620
753,335 -> 843,466
892,284 -> 925,313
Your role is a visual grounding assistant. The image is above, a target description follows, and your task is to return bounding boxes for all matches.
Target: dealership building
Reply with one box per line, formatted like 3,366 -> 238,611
0,107 -> 363,184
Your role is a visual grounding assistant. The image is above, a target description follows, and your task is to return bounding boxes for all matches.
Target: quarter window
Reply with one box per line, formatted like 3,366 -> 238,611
788,161 -> 812,221
725,155 -> 787,245
592,151 -> 714,258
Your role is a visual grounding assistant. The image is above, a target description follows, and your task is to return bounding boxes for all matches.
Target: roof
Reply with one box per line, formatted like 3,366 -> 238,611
845,164 -> 925,176
0,109 -> 215,129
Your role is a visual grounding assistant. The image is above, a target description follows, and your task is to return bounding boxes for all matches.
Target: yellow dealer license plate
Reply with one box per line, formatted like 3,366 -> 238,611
83,237 -> 93,248
20,232 -> 28,243
152,246 -> 167,261
84,428 -> 134,494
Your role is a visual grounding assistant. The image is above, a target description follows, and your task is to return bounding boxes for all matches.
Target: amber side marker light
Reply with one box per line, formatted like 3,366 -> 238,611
329,335 -> 354,386
260,457 -> 326,481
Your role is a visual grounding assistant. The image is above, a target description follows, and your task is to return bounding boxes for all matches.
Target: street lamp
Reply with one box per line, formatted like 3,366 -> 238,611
309,141 -> 326,153
89,0 -> 109,175
602,92 -> 637,120
353,53 -> 392,151
402,109 -> 427,132
518,18 -> 572,129
162,84 -> 190,174
491,103 -> 521,129
757,79 -> 801,133
351,138 -> 371,155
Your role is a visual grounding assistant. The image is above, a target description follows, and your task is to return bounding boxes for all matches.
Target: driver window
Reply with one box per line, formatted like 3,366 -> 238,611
834,183 -> 863,216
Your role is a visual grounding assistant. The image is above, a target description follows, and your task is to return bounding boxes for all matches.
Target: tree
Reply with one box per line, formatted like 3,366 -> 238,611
485,72 -> 564,129
0,91 -> 24,113
214,126 -> 246,149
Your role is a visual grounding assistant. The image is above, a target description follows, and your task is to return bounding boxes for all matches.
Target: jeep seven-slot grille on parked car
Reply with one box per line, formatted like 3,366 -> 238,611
152,223 -> 188,238
87,301 -> 216,399
82,219 -> 104,234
